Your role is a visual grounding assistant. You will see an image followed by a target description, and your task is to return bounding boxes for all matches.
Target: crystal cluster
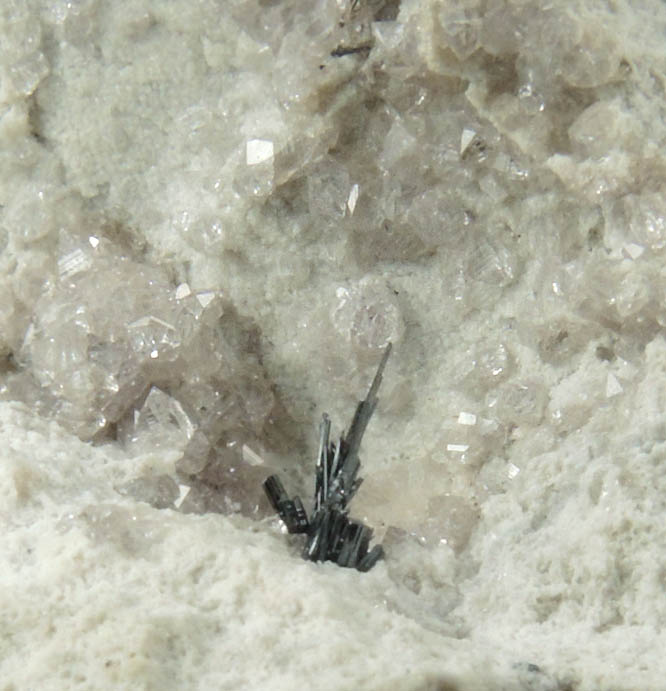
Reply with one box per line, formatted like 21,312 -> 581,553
264,346 -> 391,571
4,231 -> 275,520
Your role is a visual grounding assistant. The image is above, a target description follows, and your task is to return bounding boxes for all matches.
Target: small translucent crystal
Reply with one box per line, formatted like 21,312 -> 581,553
306,158 -> 350,222
460,342 -> 514,395
405,185 -> 468,251
241,444 -> 264,466
126,315 -> 180,362
118,386 -> 194,454
568,101 -> 630,158
623,243 -> 644,260
517,83 -> 545,115
177,430 -> 212,475
418,494 -> 479,553
558,29 -> 621,88
195,291 -> 216,308
536,319 -> 591,366
489,380 -> 548,427
57,248 -> 92,279
465,237 -> 521,289
457,411 -> 477,426
436,5 -> 480,60
174,484 -> 191,509
460,128 -> 476,156
493,152 -> 528,180
245,139 -> 274,166
606,373 -> 623,398
235,153 -> 274,197
379,119 -> 417,172
333,279 -> 404,351
438,414 -> 503,470
347,183 -> 359,215
625,193 -> 666,250
615,271 -> 651,319
8,192 -> 57,243
175,283 -> 192,300
176,214 -> 228,253
507,463 -> 520,479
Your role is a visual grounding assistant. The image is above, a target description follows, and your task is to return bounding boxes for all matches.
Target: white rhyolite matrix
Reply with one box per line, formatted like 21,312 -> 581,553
1,1 -> 665,688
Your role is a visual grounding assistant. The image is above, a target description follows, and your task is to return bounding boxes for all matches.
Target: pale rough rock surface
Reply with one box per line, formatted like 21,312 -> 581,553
1,0 -> 666,689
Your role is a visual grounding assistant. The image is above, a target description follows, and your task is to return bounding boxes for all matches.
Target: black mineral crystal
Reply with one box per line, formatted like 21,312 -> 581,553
263,344 -> 391,572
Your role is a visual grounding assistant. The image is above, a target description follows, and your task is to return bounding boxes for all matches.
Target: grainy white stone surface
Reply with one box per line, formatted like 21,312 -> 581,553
1,0 -> 666,689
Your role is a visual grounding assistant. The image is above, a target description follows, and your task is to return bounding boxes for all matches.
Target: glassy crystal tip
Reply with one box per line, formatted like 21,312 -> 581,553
263,343 -> 392,572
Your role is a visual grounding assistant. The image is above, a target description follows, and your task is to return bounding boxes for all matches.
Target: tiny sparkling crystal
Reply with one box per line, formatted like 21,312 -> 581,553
347,183 -> 359,215
457,411 -> 477,426
246,139 -> 274,165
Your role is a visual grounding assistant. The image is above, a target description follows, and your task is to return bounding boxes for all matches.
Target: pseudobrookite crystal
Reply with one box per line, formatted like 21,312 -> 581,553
264,344 -> 391,571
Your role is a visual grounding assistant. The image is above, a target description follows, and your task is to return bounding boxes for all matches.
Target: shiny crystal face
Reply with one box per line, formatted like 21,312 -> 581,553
1,0 -> 665,688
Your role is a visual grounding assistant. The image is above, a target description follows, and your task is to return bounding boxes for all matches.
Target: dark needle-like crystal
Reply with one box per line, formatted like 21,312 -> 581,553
263,343 -> 391,571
